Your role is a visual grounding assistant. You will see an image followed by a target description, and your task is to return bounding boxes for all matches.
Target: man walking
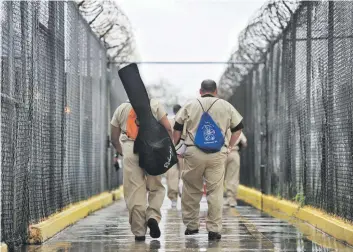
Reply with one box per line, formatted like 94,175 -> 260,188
173,80 -> 243,241
110,99 -> 172,241
224,131 -> 247,207
166,104 -> 182,208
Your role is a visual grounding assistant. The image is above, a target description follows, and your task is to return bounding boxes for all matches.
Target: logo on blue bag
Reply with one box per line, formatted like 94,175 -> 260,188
202,123 -> 216,142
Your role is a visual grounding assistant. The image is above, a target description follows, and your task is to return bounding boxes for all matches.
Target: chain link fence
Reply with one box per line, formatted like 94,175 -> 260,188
0,1 -> 127,247
226,1 -> 353,222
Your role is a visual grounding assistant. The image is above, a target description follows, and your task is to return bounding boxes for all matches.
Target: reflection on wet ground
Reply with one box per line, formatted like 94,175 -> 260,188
23,196 -> 353,251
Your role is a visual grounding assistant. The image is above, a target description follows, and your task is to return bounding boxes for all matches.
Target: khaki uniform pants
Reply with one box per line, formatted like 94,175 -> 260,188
166,157 -> 183,201
224,150 -> 240,205
181,146 -> 226,233
122,141 -> 166,237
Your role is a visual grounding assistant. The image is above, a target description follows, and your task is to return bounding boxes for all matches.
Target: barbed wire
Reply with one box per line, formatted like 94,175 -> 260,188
74,0 -> 135,67
218,0 -> 300,99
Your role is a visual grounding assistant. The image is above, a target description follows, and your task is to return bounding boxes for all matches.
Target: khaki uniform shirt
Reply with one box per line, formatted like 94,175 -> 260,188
111,98 -> 167,142
174,96 -> 243,149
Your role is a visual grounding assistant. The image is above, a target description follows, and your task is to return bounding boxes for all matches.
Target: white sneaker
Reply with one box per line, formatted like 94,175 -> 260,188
171,200 -> 177,208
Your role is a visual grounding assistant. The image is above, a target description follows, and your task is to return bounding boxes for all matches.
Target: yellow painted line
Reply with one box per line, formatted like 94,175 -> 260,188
111,185 -> 124,201
0,243 -> 8,252
28,192 -> 113,244
237,185 -> 353,247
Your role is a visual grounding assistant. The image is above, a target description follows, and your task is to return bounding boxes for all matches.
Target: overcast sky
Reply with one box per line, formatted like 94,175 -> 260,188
115,0 -> 267,101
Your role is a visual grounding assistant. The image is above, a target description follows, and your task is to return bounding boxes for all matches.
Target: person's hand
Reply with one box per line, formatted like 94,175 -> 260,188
115,148 -> 123,157
226,147 -> 232,154
114,158 -> 120,171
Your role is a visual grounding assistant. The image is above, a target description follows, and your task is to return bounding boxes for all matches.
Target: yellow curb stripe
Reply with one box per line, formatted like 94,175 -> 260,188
28,192 -> 113,244
237,185 -> 262,210
111,185 -> 124,201
0,243 -> 8,252
265,207 -> 353,251
237,185 -> 353,247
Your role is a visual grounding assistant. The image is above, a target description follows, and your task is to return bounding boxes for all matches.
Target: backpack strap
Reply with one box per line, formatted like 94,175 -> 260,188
189,99 -> 213,140
206,99 -> 220,113
196,98 -> 220,113
196,99 -> 205,112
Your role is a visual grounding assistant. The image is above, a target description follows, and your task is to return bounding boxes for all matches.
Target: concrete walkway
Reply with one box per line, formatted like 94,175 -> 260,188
23,195 -> 353,252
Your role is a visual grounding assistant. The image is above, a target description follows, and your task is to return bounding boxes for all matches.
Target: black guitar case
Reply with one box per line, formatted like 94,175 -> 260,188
118,63 -> 178,176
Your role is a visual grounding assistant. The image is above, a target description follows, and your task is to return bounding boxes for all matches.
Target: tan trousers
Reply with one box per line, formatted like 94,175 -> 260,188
181,146 -> 227,233
122,141 -> 166,237
224,150 -> 240,205
166,157 -> 182,201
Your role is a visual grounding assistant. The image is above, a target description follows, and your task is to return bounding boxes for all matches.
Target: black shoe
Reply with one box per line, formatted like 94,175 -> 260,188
208,231 -> 221,240
135,236 -> 146,241
185,229 -> 199,235
147,218 -> 161,239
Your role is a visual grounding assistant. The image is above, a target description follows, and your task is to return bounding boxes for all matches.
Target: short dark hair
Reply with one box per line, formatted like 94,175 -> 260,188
173,104 -> 181,115
201,79 -> 217,93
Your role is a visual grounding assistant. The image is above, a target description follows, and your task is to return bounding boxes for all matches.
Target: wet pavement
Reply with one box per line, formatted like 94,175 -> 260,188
23,196 -> 353,252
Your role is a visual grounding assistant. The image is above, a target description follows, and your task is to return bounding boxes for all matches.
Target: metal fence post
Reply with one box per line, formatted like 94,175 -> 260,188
326,0 -> 335,213
305,1 -> 312,201
261,55 -> 269,195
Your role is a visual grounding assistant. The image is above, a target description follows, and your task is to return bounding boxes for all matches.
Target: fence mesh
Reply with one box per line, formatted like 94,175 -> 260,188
226,1 -> 353,221
0,1 -> 127,247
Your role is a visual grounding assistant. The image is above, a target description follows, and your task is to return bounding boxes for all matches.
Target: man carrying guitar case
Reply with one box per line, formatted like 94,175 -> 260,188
110,63 -> 177,241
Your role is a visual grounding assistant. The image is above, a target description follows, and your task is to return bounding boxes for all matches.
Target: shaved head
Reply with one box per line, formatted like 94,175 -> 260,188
200,79 -> 217,94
